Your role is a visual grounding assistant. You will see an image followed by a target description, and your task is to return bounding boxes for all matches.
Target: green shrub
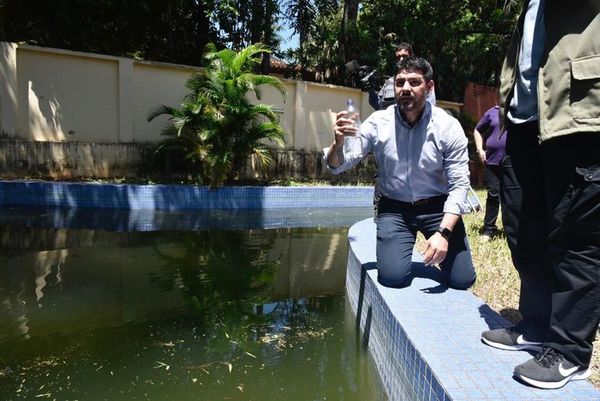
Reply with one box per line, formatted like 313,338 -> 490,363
148,43 -> 286,187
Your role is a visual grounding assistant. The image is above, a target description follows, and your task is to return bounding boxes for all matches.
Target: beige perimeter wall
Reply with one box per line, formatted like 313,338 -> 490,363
0,42 -> 462,179
0,42 -> 375,152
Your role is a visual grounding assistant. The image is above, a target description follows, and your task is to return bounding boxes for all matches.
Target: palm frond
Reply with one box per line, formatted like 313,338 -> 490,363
247,104 -> 280,122
232,44 -> 269,73
147,105 -> 180,122
247,122 -> 286,146
239,73 -> 287,99
251,146 -> 274,167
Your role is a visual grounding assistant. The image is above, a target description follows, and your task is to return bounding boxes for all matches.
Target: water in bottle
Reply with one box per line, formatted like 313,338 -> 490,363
344,99 -> 362,158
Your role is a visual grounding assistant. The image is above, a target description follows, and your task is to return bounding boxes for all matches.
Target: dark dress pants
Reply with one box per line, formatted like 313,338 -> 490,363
501,122 -> 600,367
482,165 -> 501,236
376,197 -> 476,290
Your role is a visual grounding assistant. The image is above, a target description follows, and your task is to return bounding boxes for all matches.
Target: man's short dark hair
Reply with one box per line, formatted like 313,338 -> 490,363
395,56 -> 433,81
395,42 -> 413,55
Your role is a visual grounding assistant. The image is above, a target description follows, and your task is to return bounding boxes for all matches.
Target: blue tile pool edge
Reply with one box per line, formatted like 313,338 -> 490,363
345,218 -> 600,401
0,180 -> 375,210
346,238 -> 449,401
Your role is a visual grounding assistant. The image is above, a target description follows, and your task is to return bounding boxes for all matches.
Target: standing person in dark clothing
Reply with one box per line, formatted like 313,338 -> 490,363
473,105 -> 506,241
368,43 -> 436,111
480,0 -> 600,390
368,43 -> 413,111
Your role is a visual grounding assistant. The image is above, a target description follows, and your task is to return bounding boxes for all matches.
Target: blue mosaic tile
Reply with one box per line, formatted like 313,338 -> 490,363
0,181 -> 375,210
345,218 -> 600,401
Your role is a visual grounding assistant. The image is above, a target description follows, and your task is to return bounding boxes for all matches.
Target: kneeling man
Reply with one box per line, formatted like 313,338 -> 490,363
324,56 -> 476,289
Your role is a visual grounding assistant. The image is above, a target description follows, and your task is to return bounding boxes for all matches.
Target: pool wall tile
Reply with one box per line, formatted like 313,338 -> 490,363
346,218 -> 600,401
0,180 -> 374,210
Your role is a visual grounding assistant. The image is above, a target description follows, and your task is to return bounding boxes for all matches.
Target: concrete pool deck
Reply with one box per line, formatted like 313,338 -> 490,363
346,218 -> 600,401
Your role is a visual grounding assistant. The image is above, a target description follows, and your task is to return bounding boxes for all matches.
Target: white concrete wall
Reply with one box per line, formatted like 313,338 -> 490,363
1,42 -> 376,152
17,48 -> 119,142
0,42 -> 18,136
133,62 -> 197,142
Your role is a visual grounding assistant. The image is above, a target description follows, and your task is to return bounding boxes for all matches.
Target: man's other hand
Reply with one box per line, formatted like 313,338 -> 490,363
422,233 -> 448,266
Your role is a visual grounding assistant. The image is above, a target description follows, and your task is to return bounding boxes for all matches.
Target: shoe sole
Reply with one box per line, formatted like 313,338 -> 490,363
481,336 -> 543,352
515,369 -> 592,389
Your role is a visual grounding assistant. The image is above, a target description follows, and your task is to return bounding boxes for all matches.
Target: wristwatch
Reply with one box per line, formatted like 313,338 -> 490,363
436,226 -> 452,240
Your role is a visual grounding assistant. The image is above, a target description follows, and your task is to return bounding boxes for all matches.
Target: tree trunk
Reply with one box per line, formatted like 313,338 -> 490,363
340,0 -> 359,64
195,0 -> 211,58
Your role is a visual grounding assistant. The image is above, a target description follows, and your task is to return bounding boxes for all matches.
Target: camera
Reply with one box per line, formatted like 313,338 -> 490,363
345,60 -> 378,91
358,66 -> 378,90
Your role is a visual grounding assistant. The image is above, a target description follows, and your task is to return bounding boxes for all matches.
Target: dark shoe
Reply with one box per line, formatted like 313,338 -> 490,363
481,327 -> 543,351
514,347 -> 591,389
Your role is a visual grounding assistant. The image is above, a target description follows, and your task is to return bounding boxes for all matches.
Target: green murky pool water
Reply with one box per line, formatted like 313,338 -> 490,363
0,207 -> 386,401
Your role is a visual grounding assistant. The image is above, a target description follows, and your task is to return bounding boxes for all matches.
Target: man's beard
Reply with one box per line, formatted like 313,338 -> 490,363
396,96 -> 418,112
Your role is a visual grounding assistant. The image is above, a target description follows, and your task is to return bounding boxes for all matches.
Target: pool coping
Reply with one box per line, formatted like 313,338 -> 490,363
0,180 -> 374,210
346,218 -> 600,401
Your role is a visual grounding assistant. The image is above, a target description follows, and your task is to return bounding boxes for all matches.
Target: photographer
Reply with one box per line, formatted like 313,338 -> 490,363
368,43 -> 436,110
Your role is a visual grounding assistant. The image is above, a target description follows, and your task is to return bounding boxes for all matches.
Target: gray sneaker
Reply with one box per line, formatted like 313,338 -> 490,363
514,347 -> 591,389
481,327 -> 543,351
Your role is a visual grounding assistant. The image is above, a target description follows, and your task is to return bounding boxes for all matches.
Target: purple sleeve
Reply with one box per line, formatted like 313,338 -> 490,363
475,110 -> 491,132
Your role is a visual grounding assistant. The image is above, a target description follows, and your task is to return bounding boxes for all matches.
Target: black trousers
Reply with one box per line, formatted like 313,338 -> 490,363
482,165 -> 501,235
376,196 -> 476,290
501,122 -> 600,367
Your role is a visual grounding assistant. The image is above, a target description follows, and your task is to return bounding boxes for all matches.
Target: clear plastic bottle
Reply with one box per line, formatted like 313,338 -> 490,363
343,99 -> 363,158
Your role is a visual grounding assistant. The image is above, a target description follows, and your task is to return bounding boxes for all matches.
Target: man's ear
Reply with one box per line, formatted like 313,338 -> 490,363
427,80 -> 435,91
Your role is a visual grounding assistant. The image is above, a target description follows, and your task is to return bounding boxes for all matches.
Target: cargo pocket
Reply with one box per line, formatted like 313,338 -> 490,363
570,55 -> 600,121
552,165 -> 600,234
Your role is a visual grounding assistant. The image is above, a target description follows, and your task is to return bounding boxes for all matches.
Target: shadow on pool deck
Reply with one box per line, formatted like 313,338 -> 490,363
346,217 -> 600,401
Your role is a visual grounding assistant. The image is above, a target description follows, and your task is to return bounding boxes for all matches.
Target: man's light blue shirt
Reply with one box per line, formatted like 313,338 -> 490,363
508,0 -> 546,123
324,103 -> 471,215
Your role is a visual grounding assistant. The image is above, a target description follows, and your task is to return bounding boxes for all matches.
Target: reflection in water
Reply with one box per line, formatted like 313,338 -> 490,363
0,208 -> 385,401
34,250 -> 66,302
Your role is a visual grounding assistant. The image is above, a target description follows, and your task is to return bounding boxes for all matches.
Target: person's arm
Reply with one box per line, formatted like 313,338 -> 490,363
442,120 -> 471,216
474,111 -> 491,163
422,119 -> 471,265
473,128 -> 486,163
326,140 -> 345,168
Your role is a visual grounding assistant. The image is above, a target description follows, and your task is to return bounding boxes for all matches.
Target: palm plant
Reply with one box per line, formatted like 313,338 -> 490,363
148,43 -> 286,186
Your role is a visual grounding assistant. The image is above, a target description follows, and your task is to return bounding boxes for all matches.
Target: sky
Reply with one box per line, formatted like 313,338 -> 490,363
279,25 -> 299,51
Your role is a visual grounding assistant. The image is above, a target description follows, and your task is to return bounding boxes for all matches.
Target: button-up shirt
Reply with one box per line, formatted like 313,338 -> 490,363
324,103 -> 471,215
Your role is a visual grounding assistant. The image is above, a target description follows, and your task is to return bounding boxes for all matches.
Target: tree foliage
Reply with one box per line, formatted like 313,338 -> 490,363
0,0 -> 215,65
344,0 -> 522,99
283,0 -> 522,100
0,0 -> 523,100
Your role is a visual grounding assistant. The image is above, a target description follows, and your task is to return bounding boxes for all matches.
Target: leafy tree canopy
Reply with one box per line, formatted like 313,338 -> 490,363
0,0 -> 523,100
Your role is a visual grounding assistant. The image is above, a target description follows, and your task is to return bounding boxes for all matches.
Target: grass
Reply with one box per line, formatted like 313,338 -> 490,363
460,189 -> 599,387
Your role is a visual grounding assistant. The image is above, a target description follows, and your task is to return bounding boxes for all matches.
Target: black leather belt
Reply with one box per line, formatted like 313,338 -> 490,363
378,195 -> 447,213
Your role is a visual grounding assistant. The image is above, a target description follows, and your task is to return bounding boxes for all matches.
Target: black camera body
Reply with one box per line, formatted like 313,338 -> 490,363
345,60 -> 378,91
357,66 -> 378,90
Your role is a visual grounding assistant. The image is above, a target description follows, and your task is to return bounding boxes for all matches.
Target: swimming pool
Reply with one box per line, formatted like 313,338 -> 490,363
0,205 -> 389,401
